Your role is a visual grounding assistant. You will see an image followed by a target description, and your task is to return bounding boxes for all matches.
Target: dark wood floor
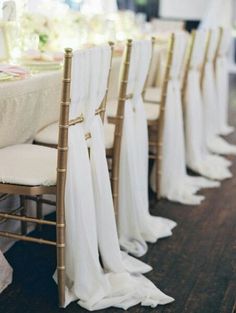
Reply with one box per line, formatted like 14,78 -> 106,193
1,78 -> 236,313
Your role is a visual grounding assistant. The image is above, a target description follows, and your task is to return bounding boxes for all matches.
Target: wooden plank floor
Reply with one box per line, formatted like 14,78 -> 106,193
0,77 -> 236,313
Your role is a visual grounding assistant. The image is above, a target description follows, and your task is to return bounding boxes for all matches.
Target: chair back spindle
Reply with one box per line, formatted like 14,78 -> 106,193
155,34 -> 175,198
111,39 -> 132,213
56,47 -> 73,308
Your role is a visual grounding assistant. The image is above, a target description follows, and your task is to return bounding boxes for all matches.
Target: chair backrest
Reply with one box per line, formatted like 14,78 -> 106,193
156,31 -> 188,196
55,44 -> 113,305
56,44 -> 113,260
206,29 -> 219,63
182,29 -> 208,98
190,30 -> 208,70
142,37 -> 156,98
215,27 -> 232,60
200,28 -> 220,88
129,40 -> 152,100
111,39 -> 152,211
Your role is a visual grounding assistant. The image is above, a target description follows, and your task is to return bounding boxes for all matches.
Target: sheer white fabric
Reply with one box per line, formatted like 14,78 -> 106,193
199,0 -> 232,29
215,28 -> 234,135
117,40 -> 176,258
185,30 -> 232,180
0,250 -> 12,294
151,32 -> 219,205
202,29 -> 236,155
62,46 -> 174,310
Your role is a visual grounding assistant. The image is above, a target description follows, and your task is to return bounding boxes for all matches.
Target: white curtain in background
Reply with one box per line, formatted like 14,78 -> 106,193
152,32 -> 219,205
202,29 -> 236,155
118,40 -> 177,258
199,0 -> 232,28
63,45 -> 174,310
81,0 -> 118,14
185,30 -> 232,180
215,28 -> 234,135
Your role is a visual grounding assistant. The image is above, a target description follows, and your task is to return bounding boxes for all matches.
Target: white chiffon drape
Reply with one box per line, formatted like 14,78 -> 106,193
62,46 -> 174,310
202,29 -> 236,155
199,0 -> 232,29
118,40 -> 176,258
216,28 -> 234,135
152,32 -> 219,206
185,30 -> 232,181
0,250 -> 12,294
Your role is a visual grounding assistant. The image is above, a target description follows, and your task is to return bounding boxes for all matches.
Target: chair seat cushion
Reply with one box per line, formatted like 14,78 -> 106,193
34,122 -> 58,145
0,144 -> 57,186
104,123 -> 115,149
144,87 -> 161,103
35,121 -> 115,150
106,100 -> 160,121
144,102 -> 160,121
106,100 -> 118,118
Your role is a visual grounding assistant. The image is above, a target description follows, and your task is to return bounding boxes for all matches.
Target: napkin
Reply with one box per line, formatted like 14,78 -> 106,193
22,50 -> 64,62
0,65 -> 30,79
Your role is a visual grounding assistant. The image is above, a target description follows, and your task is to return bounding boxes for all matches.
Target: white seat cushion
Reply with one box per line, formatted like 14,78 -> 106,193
35,120 -> 115,150
106,100 -> 118,118
34,122 -> 58,145
144,87 -> 161,103
107,100 -> 160,121
144,102 -> 160,121
104,123 -> 115,149
0,144 -> 57,186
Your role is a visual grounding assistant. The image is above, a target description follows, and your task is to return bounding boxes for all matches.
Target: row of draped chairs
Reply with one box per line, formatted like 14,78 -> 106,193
0,26 -> 234,309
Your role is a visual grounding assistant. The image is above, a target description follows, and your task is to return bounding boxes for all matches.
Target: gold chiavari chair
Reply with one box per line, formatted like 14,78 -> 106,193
0,48 -> 75,307
106,36 -> 175,200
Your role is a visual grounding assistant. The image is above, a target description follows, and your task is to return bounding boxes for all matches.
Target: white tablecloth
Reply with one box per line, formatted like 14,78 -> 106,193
0,71 -> 62,148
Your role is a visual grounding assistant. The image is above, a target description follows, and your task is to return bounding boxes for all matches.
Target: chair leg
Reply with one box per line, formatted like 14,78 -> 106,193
111,157 -> 119,216
57,255 -> 65,307
20,195 -> 27,235
112,179 -> 119,217
156,149 -> 161,200
36,195 -> 43,232
57,222 -> 65,307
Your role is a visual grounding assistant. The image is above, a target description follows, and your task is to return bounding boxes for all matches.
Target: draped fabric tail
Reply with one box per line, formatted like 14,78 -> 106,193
118,102 -> 148,257
203,62 -> 236,155
0,250 -> 13,294
150,32 -> 220,205
152,80 -> 219,206
185,70 -> 232,181
118,40 -> 176,256
135,96 -> 177,242
216,56 -> 234,135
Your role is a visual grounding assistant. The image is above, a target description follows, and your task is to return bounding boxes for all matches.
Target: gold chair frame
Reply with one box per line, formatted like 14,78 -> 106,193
0,48 -> 74,307
0,43 -> 115,306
